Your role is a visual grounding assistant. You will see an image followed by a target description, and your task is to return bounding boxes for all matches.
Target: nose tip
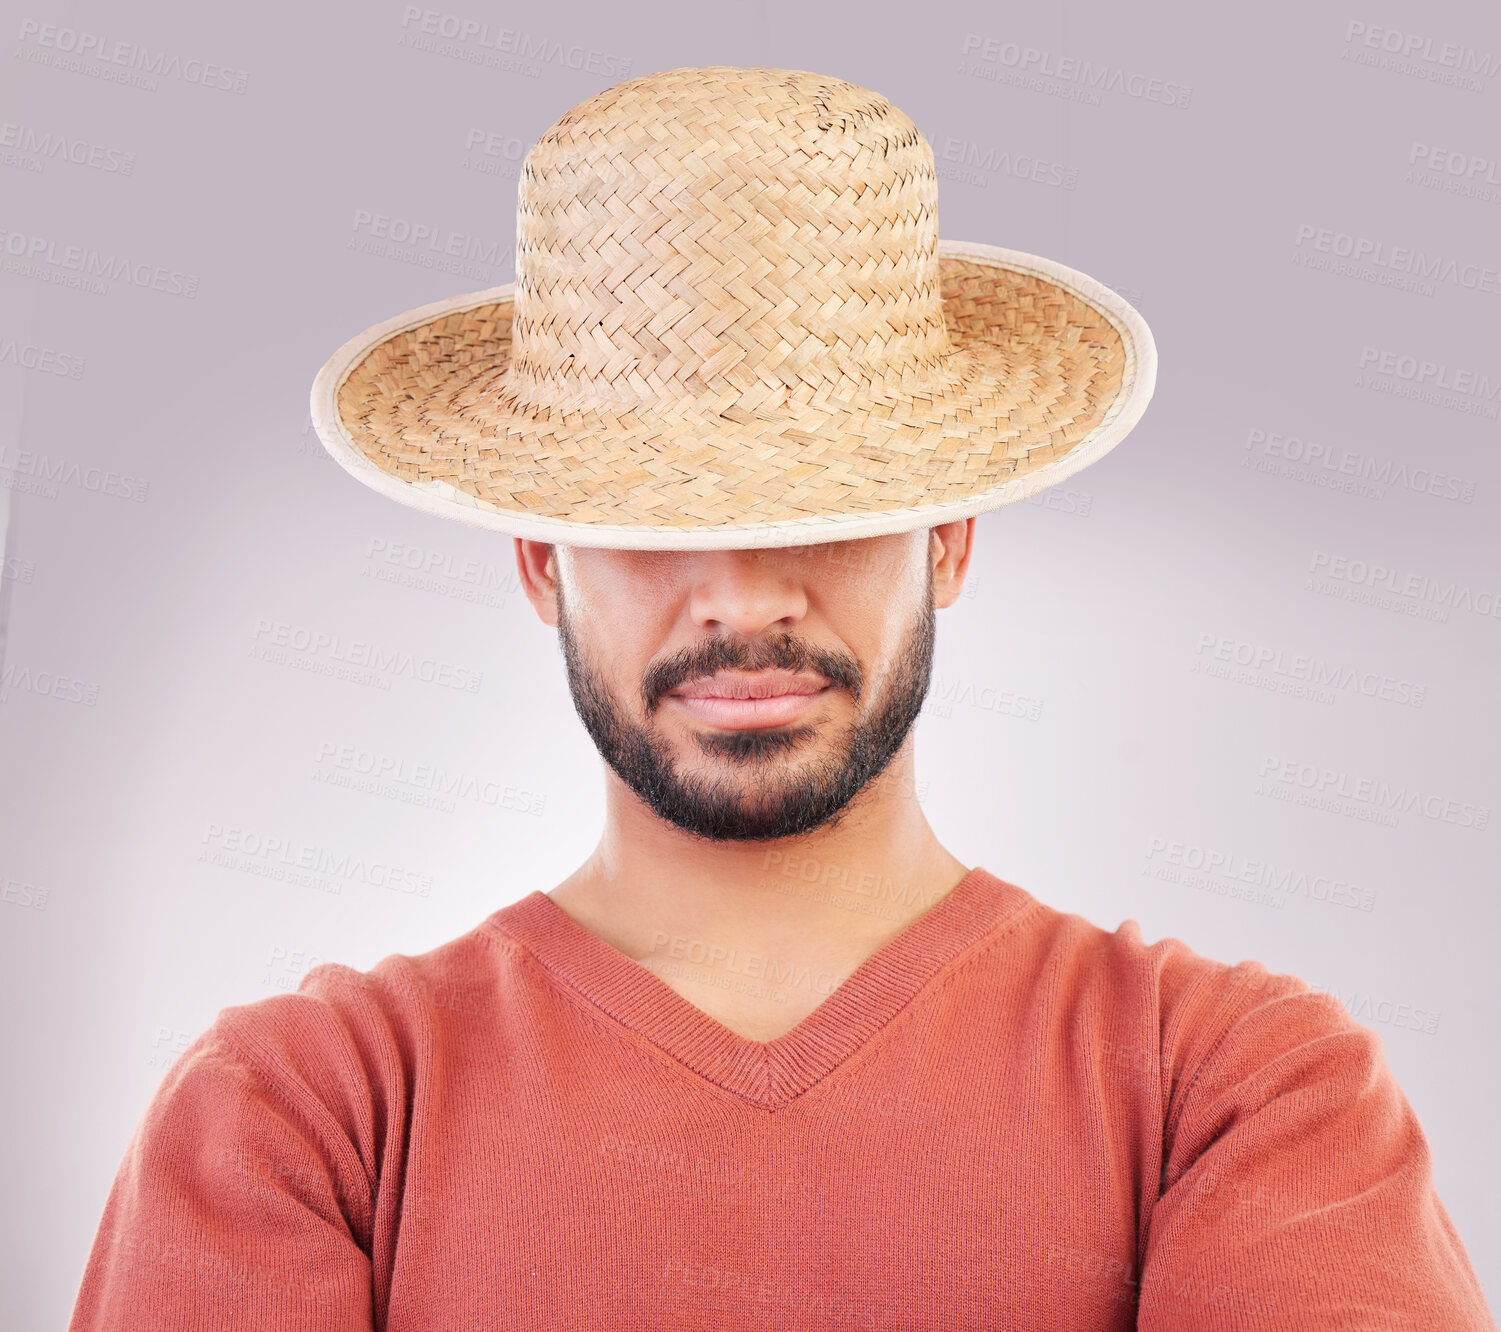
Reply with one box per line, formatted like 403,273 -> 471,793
688,550 -> 808,637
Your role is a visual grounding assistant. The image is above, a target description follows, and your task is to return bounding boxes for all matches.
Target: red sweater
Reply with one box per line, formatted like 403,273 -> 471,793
69,867 -> 1494,1329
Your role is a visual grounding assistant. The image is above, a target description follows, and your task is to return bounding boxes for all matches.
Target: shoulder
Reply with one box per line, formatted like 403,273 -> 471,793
994,893 -> 1396,1165
993,886 -> 1365,1070
1046,904 -> 1387,1136
194,908 -> 528,1119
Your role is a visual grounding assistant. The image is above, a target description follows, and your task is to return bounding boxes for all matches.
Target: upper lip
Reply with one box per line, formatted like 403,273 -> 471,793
669,669 -> 831,700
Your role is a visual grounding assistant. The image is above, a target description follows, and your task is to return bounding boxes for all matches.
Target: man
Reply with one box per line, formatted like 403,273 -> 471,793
70,66 -> 1492,1329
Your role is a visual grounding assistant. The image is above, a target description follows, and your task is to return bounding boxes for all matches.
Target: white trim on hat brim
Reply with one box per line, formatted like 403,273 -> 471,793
308,240 -> 1158,551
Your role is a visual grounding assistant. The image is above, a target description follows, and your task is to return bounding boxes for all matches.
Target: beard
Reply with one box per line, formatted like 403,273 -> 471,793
554,563 -> 936,843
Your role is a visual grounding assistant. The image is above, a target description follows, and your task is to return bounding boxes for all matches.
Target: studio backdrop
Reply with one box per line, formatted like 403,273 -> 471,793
1,0 -> 1497,1325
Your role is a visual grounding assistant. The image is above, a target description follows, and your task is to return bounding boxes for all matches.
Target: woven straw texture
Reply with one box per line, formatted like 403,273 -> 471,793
317,66 -> 1154,548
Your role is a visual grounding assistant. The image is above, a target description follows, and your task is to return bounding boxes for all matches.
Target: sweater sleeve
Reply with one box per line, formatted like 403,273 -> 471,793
67,995 -> 380,1331
1137,960 -> 1495,1330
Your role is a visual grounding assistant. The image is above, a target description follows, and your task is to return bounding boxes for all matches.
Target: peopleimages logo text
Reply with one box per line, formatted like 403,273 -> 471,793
0,121 -> 135,174
1343,21 -> 1498,76
1358,347 -> 1501,402
397,8 -> 632,77
1309,550 -> 1501,619
15,19 -> 249,92
1293,224 -> 1500,296
249,618 -> 483,693
959,33 -> 1192,108
0,227 -> 198,297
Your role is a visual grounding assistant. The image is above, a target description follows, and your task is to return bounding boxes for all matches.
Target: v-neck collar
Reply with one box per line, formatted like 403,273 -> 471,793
483,866 -> 1032,1110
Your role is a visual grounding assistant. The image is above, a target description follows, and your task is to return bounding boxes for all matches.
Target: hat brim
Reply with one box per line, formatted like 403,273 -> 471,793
309,240 -> 1156,551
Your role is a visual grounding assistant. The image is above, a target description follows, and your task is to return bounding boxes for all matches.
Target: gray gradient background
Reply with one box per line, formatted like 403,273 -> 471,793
2,0 -> 1498,1325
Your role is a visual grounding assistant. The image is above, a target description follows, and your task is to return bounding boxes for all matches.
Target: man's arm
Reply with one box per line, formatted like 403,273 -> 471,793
68,1008 -> 377,1330
1138,963 -> 1494,1329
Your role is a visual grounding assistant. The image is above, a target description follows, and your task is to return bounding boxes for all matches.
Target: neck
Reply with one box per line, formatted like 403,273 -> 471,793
547,740 -> 970,999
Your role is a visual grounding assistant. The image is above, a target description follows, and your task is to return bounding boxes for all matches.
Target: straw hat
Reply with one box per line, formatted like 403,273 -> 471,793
309,65 -> 1156,551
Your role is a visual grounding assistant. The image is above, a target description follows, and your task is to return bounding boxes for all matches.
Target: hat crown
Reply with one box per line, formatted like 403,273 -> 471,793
502,66 -> 951,418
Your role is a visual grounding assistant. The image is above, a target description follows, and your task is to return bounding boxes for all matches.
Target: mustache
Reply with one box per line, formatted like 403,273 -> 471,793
641,632 -> 863,713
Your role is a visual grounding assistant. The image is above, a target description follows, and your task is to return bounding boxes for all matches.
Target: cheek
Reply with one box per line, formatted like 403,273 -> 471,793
571,590 -> 671,685
831,576 -> 923,667
576,559 -> 681,643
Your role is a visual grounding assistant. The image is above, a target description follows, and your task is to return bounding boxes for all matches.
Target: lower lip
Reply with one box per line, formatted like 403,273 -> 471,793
667,688 -> 831,729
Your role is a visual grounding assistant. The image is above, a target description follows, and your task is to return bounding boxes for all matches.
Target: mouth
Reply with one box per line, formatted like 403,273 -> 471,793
665,670 -> 833,730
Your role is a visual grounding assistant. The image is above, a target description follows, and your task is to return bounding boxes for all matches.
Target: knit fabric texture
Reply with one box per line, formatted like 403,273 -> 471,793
68,867 -> 1495,1329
